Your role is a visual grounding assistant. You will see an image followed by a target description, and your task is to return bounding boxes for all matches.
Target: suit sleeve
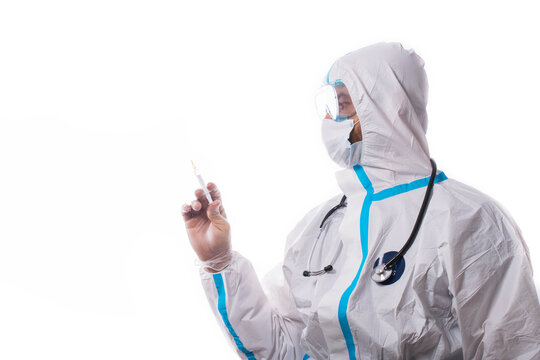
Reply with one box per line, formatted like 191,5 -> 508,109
199,251 -> 307,360
445,204 -> 540,359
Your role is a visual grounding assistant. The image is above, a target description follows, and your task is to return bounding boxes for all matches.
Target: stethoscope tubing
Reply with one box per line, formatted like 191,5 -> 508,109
303,159 -> 438,282
303,195 -> 347,277
382,158 -> 437,271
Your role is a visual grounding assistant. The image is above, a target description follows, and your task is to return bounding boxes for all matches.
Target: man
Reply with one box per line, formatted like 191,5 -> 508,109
182,42 -> 540,359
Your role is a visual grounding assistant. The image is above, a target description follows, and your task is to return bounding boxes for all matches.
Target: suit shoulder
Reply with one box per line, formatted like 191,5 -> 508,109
436,177 -> 523,240
437,178 -> 511,217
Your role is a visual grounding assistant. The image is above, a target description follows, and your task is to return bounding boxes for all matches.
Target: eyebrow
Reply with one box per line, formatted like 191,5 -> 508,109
338,94 -> 351,100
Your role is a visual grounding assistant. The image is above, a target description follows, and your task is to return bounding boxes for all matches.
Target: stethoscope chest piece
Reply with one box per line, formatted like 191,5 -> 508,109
371,263 -> 394,283
371,251 -> 406,285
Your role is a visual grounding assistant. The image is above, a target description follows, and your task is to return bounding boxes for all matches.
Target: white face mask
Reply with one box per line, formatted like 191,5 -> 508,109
321,118 -> 363,168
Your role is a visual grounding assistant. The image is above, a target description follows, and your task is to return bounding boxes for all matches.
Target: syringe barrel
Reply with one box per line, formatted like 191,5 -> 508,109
195,173 -> 213,203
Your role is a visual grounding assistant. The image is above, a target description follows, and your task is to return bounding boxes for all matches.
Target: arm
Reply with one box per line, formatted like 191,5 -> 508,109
182,183 -> 307,360
199,252 -> 306,360
446,204 -> 540,359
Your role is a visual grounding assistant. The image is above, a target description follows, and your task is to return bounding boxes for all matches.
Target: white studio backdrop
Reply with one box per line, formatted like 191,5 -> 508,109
1,0 -> 539,359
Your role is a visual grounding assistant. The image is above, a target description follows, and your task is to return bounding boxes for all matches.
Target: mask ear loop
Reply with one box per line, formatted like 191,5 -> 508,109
347,115 -> 362,166
350,114 -> 360,127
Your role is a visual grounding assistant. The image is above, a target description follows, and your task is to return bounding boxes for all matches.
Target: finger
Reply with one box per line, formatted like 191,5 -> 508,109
207,200 -> 227,224
206,182 -> 222,202
206,183 -> 227,217
194,188 -> 211,208
191,199 -> 202,212
181,203 -> 195,222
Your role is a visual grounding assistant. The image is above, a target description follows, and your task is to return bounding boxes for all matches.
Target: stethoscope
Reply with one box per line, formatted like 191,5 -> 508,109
303,159 -> 438,285
302,194 -> 347,277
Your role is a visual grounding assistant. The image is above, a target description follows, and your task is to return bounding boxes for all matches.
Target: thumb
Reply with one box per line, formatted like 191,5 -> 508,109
207,200 -> 226,222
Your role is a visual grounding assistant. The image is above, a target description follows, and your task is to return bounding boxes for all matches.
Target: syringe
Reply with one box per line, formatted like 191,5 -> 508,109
191,160 -> 213,204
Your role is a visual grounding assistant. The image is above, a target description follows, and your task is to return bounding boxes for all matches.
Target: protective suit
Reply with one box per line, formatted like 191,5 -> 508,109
199,42 -> 540,359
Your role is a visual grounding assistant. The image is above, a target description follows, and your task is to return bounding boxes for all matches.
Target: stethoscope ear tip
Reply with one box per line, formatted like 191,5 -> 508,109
323,265 -> 333,272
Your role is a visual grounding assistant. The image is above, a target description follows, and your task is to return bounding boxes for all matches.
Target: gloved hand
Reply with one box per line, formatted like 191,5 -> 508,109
182,182 -> 232,273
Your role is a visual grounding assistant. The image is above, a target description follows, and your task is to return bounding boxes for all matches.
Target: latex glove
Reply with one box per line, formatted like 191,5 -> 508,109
182,182 -> 232,273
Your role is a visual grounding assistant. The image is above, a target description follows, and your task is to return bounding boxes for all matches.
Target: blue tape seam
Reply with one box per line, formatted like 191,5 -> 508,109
373,172 -> 448,201
213,273 -> 257,360
338,167 -> 448,359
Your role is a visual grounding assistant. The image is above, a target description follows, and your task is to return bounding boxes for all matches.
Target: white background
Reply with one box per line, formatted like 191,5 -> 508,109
1,0 -> 539,359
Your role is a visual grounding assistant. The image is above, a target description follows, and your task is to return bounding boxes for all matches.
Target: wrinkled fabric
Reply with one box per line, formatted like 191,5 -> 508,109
199,42 -> 540,359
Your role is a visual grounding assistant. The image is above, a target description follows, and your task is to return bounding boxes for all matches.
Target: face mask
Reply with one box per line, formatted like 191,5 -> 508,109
321,118 -> 363,168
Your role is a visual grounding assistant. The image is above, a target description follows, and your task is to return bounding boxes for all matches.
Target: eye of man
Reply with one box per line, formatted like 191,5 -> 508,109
339,100 -> 350,109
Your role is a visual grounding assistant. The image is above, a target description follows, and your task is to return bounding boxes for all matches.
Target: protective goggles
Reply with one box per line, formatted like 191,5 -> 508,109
314,82 -> 357,122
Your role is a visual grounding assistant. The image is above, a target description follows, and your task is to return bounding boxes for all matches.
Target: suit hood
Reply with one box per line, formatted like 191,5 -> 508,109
326,42 -> 432,187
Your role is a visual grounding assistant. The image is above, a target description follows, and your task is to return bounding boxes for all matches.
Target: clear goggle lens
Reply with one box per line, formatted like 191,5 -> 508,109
314,83 -> 356,121
315,85 -> 338,121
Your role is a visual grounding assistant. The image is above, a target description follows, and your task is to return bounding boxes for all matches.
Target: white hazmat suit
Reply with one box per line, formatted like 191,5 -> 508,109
199,42 -> 540,359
